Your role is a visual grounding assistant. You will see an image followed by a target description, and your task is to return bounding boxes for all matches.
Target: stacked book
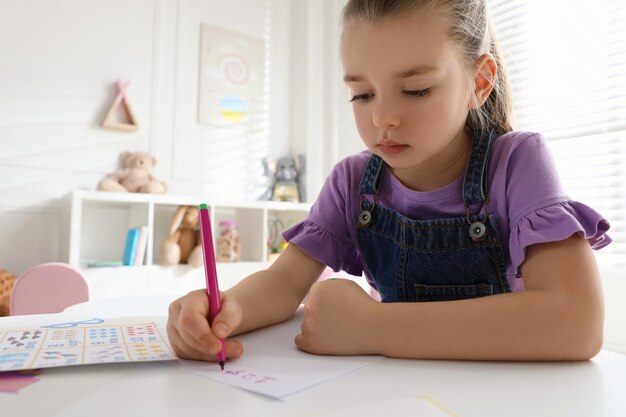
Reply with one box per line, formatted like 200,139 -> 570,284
123,226 -> 149,266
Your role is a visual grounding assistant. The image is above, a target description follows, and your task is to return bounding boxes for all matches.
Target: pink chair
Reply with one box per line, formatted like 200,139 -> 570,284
10,263 -> 90,316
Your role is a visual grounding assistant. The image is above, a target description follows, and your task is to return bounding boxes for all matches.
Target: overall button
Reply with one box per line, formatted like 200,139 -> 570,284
468,221 -> 486,241
358,210 -> 372,226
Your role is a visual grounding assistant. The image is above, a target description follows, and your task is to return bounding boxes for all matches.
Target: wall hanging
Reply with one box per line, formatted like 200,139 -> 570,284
102,80 -> 139,131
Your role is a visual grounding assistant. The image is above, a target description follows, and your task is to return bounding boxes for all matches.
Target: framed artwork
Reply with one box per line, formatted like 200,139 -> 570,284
197,24 -> 265,127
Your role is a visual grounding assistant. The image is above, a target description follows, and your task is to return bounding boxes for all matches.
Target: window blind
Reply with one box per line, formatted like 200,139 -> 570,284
488,0 -> 626,261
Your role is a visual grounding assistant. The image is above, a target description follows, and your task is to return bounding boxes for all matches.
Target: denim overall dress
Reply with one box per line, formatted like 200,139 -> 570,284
356,129 -> 512,303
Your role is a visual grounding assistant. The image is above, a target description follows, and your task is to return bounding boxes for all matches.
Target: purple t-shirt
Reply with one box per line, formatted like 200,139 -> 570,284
283,131 -> 611,292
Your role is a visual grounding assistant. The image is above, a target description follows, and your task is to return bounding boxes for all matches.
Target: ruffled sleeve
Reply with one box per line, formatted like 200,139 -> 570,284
509,201 -> 611,274
280,154 -> 369,278
282,220 -> 363,277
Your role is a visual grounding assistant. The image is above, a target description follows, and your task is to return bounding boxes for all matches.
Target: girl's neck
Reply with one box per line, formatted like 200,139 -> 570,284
390,128 -> 472,192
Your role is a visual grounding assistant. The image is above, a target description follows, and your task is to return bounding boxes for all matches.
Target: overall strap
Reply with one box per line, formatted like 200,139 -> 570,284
462,129 -> 497,206
359,154 -> 385,196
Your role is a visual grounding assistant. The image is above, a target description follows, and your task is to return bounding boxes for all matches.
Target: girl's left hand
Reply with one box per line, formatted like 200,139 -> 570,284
295,278 -> 380,355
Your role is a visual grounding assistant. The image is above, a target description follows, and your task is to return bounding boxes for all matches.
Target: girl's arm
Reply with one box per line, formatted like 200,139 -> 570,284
296,233 -> 604,361
167,244 -> 325,360
227,243 -> 326,335
374,233 -> 604,361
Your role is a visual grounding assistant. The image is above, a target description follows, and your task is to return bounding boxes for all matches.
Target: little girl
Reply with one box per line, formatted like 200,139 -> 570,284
167,0 -> 611,361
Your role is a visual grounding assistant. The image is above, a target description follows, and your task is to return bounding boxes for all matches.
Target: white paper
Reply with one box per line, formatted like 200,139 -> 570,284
0,317 -> 177,371
317,396 -> 458,417
174,311 -> 379,400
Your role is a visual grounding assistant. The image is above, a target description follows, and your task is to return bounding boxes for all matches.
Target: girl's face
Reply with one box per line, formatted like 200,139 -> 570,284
341,11 -> 474,190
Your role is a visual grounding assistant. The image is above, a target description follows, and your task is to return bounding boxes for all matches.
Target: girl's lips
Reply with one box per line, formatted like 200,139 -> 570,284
377,143 -> 409,155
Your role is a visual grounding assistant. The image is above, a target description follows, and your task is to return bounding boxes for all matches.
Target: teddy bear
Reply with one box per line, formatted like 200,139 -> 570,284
0,269 -> 16,316
97,151 -> 167,194
160,205 -> 203,267
261,155 -> 306,203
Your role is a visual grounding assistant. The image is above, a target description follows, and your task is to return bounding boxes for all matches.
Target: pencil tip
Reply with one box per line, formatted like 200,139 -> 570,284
219,361 -> 225,371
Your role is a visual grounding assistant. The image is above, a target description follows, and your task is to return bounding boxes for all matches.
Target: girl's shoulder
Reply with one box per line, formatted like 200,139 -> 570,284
329,150 -> 373,183
492,130 -> 545,154
489,130 -> 567,214
335,150 -> 372,170
490,130 -> 557,174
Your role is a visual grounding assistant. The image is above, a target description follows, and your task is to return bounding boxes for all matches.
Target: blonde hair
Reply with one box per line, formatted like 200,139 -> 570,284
342,0 -> 514,134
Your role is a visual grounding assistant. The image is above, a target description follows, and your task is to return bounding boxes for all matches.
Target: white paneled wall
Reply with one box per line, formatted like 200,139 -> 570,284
0,0 -> 156,210
0,0 -> 160,275
0,0 -> 292,275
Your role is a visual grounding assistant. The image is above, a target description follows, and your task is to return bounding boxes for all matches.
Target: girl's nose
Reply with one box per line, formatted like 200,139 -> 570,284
371,99 -> 400,129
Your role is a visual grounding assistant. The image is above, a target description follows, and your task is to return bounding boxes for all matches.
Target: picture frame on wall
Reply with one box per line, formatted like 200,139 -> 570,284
197,24 -> 266,128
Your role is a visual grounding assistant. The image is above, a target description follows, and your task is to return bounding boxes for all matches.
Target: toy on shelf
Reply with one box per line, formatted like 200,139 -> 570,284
267,218 -> 289,263
102,80 -> 139,131
97,151 -> 167,194
160,206 -> 203,268
262,155 -> 306,203
216,221 -> 241,262
0,269 -> 16,316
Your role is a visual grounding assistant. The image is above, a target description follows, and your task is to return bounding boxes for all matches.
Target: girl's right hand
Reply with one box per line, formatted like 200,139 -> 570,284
167,289 -> 244,361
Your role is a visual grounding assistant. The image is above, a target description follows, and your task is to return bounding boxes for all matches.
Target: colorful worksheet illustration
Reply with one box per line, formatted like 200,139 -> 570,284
0,318 -> 177,372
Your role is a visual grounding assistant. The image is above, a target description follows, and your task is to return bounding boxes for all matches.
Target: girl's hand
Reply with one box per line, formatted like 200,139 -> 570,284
295,279 -> 381,355
167,289 -> 244,361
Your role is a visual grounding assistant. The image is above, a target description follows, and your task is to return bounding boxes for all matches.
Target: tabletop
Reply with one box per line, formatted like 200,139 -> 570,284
2,296 -> 626,417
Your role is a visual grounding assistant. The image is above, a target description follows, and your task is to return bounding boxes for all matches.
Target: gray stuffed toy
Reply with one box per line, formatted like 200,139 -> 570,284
262,155 -> 306,203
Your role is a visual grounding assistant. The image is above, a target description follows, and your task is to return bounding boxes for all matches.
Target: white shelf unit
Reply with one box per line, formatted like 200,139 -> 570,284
67,190 -> 311,268
64,190 -> 311,300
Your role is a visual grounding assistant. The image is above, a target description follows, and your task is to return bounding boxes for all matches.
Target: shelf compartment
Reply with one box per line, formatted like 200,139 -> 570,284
78,199 -> 150,266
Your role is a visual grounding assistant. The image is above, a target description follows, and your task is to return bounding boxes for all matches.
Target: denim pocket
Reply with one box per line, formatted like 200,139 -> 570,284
415,283 -> 493,302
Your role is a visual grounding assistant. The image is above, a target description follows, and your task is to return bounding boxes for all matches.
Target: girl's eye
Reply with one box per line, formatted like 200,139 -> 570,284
404,88 -> 430,98
349,93 -> 373,103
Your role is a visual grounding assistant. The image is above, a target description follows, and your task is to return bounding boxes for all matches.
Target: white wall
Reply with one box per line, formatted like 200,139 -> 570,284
1,0 -> 155,275
0,0 -> 292,275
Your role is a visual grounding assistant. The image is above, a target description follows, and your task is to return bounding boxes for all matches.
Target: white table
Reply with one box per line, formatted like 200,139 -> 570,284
2,296 -> 626,417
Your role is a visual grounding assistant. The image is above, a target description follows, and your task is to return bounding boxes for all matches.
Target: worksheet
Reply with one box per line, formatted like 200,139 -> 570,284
174,311 -> 379,400
0,317 -> 177,371
1,313 -> 379,400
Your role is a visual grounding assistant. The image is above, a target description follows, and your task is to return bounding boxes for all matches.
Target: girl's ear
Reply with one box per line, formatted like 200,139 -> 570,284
470,53 -> 497,109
